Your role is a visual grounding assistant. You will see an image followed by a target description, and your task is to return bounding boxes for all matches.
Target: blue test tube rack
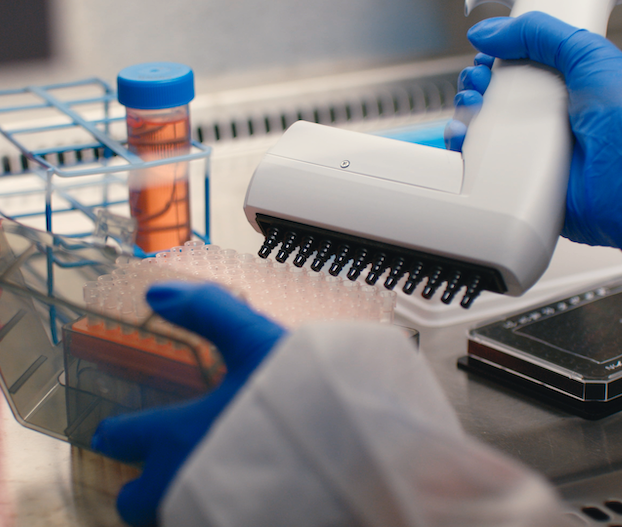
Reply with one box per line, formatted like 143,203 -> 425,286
0,77 -> 211,246
0,77 -> 212,344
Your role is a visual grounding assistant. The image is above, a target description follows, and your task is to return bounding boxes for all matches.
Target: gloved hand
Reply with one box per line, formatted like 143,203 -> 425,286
90,282 -> 288,527
444,12 -> 622,249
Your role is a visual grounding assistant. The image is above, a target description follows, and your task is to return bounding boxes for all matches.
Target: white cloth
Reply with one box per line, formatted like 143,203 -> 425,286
161,322 -> 571,527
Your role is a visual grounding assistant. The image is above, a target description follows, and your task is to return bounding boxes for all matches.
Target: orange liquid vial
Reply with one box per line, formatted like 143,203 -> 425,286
127,106 -> 191,252
117,62 -> 196,253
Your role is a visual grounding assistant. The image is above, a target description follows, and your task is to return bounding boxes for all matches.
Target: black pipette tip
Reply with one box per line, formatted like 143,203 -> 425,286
310,239 -> 333,272
441,270 -> 462,305
365,272 -> 380,285
402,283 -> 416,295
421,284 -> 439,299
365,252 -> 388,285
293,255 -> 307,267
384,256 -> 407,290
258,227 -> 281,259
347,267 -> 361,280
441,289 -> 457,304
421,266 -> 443,299
384,276 -> 399,289
329,244 -> 352,276
292,236 -> 316,267
460,293 -> 479,309
460,275 -> 482,309
329,263 -> 342,276
347,248 -> 370,281
310,259 -> 324,272
258,246 -> 272,258
275,231 -> 299,263
402,261 -> 424,295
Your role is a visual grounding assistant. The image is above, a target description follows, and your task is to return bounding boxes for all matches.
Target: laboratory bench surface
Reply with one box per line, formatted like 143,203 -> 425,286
0,395 -> 138,527
4,316 -> 622,525
421,319 -> 622,521
4,139 -> 622,524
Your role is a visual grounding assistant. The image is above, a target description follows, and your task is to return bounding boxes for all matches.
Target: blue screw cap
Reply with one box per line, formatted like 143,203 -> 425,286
117,62 -> 195,110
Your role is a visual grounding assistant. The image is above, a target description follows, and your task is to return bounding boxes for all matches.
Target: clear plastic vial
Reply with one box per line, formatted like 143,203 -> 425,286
117,62 -> 195,253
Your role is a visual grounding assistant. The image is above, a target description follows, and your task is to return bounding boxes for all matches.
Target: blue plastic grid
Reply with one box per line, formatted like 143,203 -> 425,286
0,77 -> 211,248
0,78 -> 212,345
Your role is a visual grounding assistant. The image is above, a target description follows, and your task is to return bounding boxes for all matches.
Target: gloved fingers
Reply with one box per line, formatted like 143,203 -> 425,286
445,52 -> 489,153
457,65 -> 492,94
147,281 -> 287,375
474,52 -> 494,68
444,119 -> 467,152
116,478 -> 158,527
94,387 -> 245,525
560,147 -> 622,248
91,409 -> 164,464
467,12 -> 594,76
454,90 -> 484,123
115,455 -> 181,527
443,90 -> 483,152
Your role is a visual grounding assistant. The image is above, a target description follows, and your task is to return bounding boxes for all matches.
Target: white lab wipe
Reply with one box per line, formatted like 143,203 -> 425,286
161,322 -> 571,527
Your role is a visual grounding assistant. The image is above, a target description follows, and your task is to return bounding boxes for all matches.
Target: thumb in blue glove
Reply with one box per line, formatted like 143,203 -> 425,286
90,282 -> 288,527
444,11 -> 622,249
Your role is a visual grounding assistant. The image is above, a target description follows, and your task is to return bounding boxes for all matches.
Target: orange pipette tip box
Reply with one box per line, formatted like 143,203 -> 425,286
63,317 -> 223,399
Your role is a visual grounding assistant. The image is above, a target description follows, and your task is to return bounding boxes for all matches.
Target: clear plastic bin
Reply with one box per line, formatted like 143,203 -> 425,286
0,220 -> 221,450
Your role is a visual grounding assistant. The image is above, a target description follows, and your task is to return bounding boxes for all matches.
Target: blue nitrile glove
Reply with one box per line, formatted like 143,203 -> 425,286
444,52 -> 492,152
444,12 -> 622,249
91,282 -> 288,527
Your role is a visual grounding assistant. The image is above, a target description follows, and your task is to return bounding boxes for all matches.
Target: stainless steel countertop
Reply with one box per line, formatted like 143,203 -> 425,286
5,318 -> 622,526
421,320 -> 622,526
0,394 -> 137,526
5,138 -> 622,525
422,321 -> 622,484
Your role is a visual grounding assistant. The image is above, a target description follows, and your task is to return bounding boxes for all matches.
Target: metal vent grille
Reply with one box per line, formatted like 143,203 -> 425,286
560,469 -> 622,526
0,54 -> 470,176
564,501 -> 622,526
194,75 -> 457,144
0,73 -> 457,176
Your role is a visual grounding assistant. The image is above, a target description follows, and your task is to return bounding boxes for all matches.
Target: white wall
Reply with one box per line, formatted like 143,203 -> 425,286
0,0 -> 461,90
3,1 -> 622,92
